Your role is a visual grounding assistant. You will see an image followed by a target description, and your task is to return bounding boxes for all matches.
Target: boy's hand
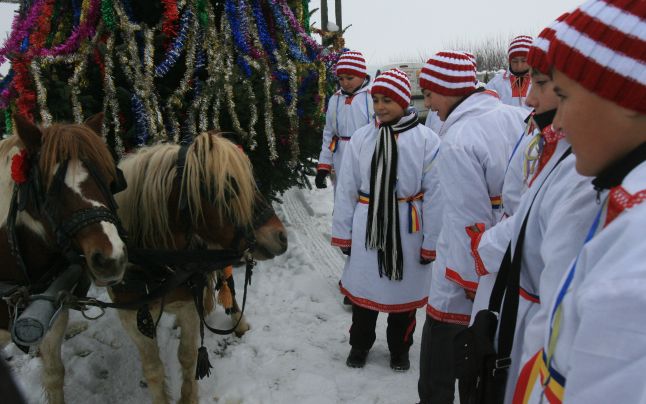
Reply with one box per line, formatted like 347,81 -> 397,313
315,169 -> 329,189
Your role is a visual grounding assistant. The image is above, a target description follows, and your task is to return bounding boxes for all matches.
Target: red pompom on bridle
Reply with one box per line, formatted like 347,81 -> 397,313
10,149 -> 30,184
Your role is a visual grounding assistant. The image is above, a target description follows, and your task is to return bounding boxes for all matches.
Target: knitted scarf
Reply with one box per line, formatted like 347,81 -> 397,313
365,109 -> 419,280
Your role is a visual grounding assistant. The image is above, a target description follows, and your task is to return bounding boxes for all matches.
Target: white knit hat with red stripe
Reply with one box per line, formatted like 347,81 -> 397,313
335,50 -> 367,79
418,51 -> 477,96
370,68 -> 411,110
548,0 -> 645,113
527,13 -> 570,74
508,35 -> 533,61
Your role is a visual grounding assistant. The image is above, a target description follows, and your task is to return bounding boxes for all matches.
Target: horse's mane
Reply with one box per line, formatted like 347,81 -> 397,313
39,124 -> 117,189
0,123 -> 116,189
116,132 -> 256,248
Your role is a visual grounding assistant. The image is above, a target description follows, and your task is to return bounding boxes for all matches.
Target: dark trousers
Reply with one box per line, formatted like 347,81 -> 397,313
349,304 -> 416,355
418,315 -> 467,404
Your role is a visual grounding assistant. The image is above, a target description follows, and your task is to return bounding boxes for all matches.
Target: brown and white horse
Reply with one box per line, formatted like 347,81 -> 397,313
0,114 -> 128,404
111,131 -> 287,404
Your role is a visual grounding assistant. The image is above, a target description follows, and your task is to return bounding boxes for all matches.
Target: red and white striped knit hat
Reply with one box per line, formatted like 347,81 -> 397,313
370,68 -> 411,110
418,51 -> 477,96
527,13 -> 570,75
462,51 -> 477,69
508,35 -> 533,61
335,50 -> 367,79
547,0 -> 646,114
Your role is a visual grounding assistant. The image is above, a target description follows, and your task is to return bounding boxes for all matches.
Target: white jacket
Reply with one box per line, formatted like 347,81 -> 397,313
331,120 -> 442,311
486,70 -> 533,112
318,86 -> 374,178
426,90 -> 526,325
513,160 -> 646,404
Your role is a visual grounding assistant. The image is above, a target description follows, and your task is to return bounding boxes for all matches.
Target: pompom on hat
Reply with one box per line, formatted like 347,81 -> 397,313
418,51 -> 477,96
335,51 -> 367,79
508,35 -> 533,61
370,68 -> 412,110
547,0 -> 646,114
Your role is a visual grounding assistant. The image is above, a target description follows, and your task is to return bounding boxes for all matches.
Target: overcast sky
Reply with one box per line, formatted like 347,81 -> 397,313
0,1 -> 584,73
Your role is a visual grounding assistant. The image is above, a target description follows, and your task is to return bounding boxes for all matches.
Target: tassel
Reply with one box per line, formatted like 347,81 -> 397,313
328,135 -> 338,153
217,266 -> 234,312
195,346 -> 212,380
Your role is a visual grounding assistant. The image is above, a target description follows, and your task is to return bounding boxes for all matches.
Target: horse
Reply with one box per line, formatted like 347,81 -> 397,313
110,131 -> 287,404
0,113 -> 128,404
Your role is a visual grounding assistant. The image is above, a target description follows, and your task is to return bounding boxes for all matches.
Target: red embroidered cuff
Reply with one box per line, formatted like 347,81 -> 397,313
317,163 -> 332,171
331,237 -> 352,248
466,223 -> 488,276
445,268 -> 479,292
421,248 -> 436,260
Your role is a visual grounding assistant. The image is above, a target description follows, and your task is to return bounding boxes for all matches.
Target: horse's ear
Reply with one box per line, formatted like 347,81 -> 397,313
83,112 -> 104,137
13,114 -> 42,154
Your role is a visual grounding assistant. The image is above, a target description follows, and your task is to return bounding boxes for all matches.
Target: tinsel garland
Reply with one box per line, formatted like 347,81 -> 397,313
275,0 -> 321,55
101,33 -> 124,157
155,8 -> 191,78
5,109 -> 12,137
266,0 -> 308,62
301,0 -> 310,35
100,0 -> 116,31
29,0 -> 56,52
131,93 -> 149,146
196,0 -> 208,28
12,58 -> 37,120
161,0 -> 179,40
0,0 -> 46,65
40,0 -> 100,57
29,60 -> 52,125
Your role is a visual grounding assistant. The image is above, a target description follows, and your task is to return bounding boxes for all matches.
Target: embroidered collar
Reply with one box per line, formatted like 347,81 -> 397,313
592,142 -> 646,191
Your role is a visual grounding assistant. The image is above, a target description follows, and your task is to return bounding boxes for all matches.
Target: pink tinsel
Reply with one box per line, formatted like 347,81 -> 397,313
275,0 -> 322,53
0,0 -> 47,65
39,0 -> 101,57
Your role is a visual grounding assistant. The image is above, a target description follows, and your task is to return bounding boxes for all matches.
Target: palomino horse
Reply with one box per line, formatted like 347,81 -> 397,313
111,131 -> 287,404
0,114 -> 128,404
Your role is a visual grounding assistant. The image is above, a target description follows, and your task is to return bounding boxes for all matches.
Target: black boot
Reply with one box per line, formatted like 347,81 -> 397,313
390,351 -> 410,371
343,296 -> 352,305
346,348 -> 369,368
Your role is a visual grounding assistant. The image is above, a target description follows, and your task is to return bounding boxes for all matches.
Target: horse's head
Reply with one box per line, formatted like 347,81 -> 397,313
11,114 -> 127,286
249,192 -> 287,260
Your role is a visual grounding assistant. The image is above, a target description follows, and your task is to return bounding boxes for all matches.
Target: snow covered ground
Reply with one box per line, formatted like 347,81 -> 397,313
4,182 -> 432,404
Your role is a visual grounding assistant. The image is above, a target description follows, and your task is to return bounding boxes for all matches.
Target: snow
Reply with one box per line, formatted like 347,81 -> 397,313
4,182 -> 431,404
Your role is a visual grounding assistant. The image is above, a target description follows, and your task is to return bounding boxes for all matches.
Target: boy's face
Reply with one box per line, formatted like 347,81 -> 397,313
510,57 -> 529,74
425,90 -> 458,121
338,74 -> 363,93
526,70 -> 558,114
372,93 -> 405,123
552,69 -> 642,176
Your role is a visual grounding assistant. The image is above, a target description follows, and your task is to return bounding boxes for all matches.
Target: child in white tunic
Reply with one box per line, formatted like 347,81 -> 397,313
465,17 -> 600,403
486,36 -> 534,112
416,51 -> 526,404
512,2 -> 646,403
331,68 -> 442,371
315,51 -> 374,189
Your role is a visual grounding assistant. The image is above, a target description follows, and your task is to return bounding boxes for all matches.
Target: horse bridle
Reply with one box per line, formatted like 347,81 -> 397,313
6,152 -> 127,283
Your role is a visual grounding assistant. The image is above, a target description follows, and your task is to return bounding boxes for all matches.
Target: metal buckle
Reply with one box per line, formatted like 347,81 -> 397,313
492,357 -> 511,376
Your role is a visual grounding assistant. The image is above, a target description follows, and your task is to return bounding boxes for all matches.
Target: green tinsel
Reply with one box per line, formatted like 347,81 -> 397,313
5,108 -> 12,136
101,0 -> 117,31
197,0 -> 208,28
302,0 -> 310,35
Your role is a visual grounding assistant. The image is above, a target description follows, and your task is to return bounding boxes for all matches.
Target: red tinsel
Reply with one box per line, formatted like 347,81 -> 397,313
28,0 -> 55,54
161,0 -> 179,47
11,149 -> 30,184
12,58 -> 36,121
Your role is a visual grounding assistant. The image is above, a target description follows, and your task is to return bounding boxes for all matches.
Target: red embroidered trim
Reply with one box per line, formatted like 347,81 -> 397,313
445,268 -> 479,292
605,186 -> 646,227
519,287 -> 540,304
317,163 -> 332,171
425,304 -> 470,326
340,285 -> 427,313
331,237 -> 352,247
483,89 -> 500,99
421,248 -> 436,260
466,223 -> 488,276
11,149 -> 30,184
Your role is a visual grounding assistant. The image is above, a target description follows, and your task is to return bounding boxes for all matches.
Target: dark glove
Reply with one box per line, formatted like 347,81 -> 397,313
340,247 -> 351,256
315,169 -> 329,189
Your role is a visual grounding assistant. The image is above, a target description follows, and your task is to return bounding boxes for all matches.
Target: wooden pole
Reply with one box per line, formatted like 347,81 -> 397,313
321,0 -> 329,35
335,0 -> 342,32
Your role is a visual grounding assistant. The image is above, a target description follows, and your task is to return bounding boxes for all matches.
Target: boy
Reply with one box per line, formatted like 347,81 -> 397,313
486,36 -> 534,111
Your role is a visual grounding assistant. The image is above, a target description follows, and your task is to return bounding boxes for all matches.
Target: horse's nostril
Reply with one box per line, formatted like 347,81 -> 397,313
92,252 -> 107,268
278,231 -> 288,245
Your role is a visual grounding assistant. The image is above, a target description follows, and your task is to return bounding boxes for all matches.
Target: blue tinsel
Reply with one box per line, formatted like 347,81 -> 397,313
266,0 -> 309,62
71,0 -> 81,26
225,0 -> 251,55
0,70 -> 14,90
155,9 -> 193,78
20,37 -> 29,53
131,94 -> 150,146
194,29 -> 206,73
251,0 -> 276,60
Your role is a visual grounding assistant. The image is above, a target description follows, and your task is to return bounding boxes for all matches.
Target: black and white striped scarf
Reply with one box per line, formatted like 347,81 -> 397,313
365,109 -> 419,280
